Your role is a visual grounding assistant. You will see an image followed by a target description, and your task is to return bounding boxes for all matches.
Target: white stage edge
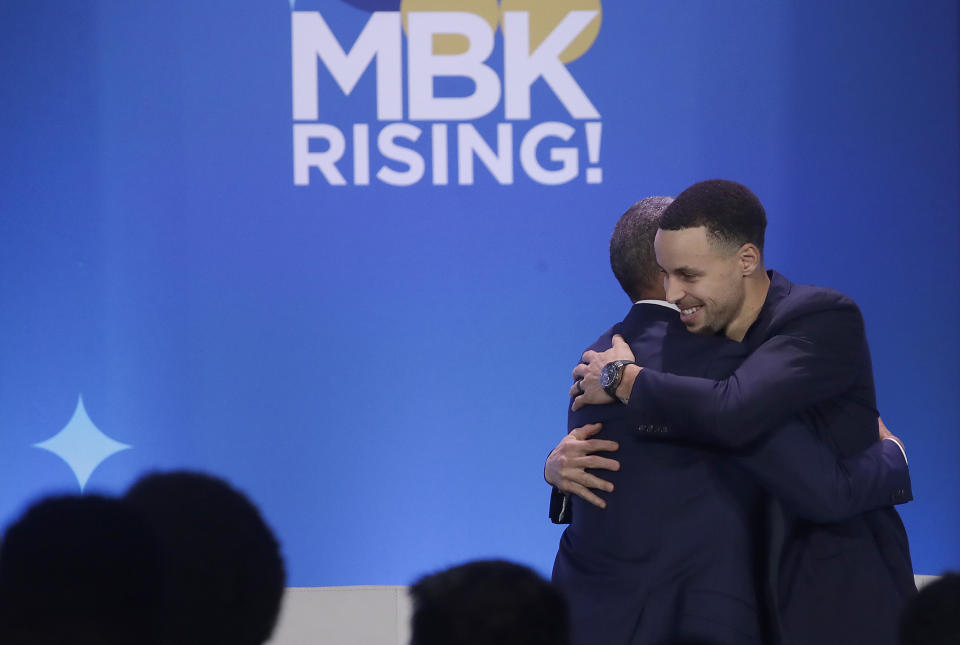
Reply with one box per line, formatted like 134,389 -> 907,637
267,576 -> 940,645
268,586 -> 412,645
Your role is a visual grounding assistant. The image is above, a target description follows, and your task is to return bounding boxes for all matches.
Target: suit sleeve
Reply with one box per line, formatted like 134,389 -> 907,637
628,303 -> 868,448
734,419 -> 912,523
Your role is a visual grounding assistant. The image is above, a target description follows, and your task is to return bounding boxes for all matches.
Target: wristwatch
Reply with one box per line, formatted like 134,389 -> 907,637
599,360 -> 637,400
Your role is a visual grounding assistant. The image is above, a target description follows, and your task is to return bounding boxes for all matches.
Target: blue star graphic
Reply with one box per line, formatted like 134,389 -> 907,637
34,395 -> 132,492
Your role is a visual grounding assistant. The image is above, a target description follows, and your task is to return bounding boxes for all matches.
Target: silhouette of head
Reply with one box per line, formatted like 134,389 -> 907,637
409,559 -> 569,645
0,494 -> 162,645
900,573 -> 960,645
125,471 -> 285,645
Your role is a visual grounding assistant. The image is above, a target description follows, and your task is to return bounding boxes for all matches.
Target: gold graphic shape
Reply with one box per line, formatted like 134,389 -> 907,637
401,0 -> 501,56
500,0 -> 602,63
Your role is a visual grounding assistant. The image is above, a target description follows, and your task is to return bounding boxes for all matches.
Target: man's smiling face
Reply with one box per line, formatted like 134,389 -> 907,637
654,226 -> 747,337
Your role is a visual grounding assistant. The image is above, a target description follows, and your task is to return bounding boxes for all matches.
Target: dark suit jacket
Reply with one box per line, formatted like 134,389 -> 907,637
551,299 -> 910,645
622,272 -> 916,645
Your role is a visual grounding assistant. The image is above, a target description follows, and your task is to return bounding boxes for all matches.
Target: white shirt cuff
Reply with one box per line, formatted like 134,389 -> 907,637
883,436 -> 908,465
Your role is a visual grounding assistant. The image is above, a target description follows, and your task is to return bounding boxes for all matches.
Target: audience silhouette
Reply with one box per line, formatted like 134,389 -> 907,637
409,559 -> 569,645
124,471 -> 285,645
2,475 -> 943,645
900,573 -> 960,645
0,494 -> 162,645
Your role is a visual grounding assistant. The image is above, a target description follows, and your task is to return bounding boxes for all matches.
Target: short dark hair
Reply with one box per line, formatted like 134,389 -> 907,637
409,560 -> 569,645
900,573 -> 960,645
660,179 -> 767,253
609,196 -> 674,301
124,471 -> 285,645
0,495 -> 162,645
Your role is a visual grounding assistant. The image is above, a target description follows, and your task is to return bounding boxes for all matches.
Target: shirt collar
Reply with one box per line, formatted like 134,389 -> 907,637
634,299 -> 680,312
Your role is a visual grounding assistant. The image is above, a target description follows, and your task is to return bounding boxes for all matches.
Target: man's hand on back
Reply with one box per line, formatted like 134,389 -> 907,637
570,335 -> 638,411
545,423 -> 620,509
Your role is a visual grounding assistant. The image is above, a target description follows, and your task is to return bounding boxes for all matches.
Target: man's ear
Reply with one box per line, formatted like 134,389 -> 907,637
737,243 -> 762,276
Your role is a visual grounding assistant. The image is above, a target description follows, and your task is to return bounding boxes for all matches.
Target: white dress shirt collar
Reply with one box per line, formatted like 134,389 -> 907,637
634,299 -> 680,312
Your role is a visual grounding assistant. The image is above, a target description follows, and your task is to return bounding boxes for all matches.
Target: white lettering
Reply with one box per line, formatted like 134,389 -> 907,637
503,11 -> 600,120
408,12 -> 501,121
291,121 -> 599,186
457,123 -> 513,185
291,12 -> 402,121
293,124 -> 347,186
431,123 -> 449,185
519,122 -> 578,185
353,124 -> 370,185
377,123 -> 425,186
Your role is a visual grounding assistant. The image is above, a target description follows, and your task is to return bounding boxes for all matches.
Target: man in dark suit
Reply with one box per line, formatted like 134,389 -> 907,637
570,181 -> 915,645
549,195 -> 911,645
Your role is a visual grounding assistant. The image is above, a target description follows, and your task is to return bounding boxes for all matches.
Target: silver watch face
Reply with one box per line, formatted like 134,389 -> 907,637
599,363 -> 616,389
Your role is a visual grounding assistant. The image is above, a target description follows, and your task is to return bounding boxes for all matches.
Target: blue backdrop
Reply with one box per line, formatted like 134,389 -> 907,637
1,0 -> 957,586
